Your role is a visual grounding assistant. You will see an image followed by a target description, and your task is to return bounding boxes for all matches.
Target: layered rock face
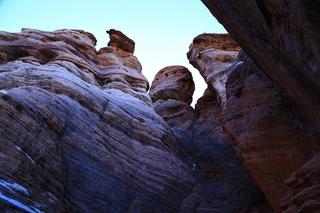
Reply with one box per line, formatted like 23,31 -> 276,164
149,65 -> 272,212
0,29 -> 196,212
189,2 -> 320,210
201,0 -> 320,133
0,28 -> 274,213
3,4 -> 319,210
149,65 -> 195,129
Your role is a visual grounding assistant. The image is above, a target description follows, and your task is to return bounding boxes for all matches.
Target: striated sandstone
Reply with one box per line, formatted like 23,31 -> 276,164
220,51 -> 320,211
149,65 -> 195,105
201,0 -> 320,135
150,63 -> 272,212
188,29 -> 320,212
188,33 -> 239,107
107,29 -> 135,54
149,65 -> 195,130
0,29 -> 195,212
200,1 -> 320,212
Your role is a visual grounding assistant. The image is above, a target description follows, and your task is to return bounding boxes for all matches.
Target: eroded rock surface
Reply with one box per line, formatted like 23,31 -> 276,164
188,18 -> 320,212
149,65 -> 195,129
201,0 -> 320,135
281,153 -> 320,213
149,63 -> 272,212
199,1 -> 320,212
188,33 -> 239,107
220,50 -> 319,211
0,29 -> 195,213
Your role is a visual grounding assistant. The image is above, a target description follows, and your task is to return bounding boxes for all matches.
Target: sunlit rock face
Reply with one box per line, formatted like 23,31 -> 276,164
194,1 -> 320,211
149,65 -> 195,129
149,64 -> 272,212
188,33 -> 240,107
0,29 -> 196,212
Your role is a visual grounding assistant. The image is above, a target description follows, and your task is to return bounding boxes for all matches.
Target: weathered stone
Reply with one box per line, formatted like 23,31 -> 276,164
221,51 -> 320,211
0,29 -> 195,212
201,0 -> 320,135
106,29 -> 135,54
187,29 -> 320,213
149,65 -> 195,105
188,33 -> 240,107
149,63 -> 272,212
280,153 -> 320,213
199,1 -> 320,212
149,65 -> 196,130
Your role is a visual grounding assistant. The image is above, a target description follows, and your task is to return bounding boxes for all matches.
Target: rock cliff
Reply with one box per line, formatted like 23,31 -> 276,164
1,1 -> 320,210
0,29 -> 194,212
149,64 -> 272,212
192,1 -> 320,212
0,29 -> 271,212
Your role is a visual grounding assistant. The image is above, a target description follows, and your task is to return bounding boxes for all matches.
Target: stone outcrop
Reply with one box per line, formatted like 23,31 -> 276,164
187,33 -> 239,108
201,0 -> 320,136
149,64 -> 272,212
189,2 -> 320,210
106,29 -> 135,54
0,28 -> 274,213
2,2 -> 320,210
149,65 -> 195,129
0,29 -> 195,212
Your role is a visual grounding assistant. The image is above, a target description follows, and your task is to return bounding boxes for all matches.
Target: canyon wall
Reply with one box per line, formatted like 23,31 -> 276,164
0,29 -> 271,212
196,1 -> 320,212
2,1 -> 319,210
0,29 -> 194,213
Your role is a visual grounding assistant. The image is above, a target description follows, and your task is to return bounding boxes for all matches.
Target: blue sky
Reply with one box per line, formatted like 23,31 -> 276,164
0,0 -> 226,105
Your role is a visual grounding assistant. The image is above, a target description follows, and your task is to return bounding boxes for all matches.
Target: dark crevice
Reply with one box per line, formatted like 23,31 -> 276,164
255,0 -> 272,26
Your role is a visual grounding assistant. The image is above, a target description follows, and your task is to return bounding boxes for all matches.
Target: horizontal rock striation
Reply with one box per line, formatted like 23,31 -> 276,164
0,29 -> 195,212
149,65 -> 196,129
149,62 -> 272,212
220,50 -> 319,212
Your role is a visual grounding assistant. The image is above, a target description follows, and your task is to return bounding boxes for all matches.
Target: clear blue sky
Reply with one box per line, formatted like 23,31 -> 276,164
0,0 -> 226,105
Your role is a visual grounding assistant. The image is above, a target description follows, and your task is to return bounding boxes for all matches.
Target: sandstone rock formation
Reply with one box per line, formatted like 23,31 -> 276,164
187,33 -> 239,107
0,28 -> 274,213
3,3 -> 320,210
281,152 -> 320,213
149,65 -> 195,129
188,31 -> 320,212
201,0 -> 320,134
149,64 -> 272,212
189,2 -> 320,211
0,28 -> 195,212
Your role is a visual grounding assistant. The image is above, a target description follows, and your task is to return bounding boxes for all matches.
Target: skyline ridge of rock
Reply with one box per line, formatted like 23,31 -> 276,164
1,1 -> 320,210
0,28 -> 270,212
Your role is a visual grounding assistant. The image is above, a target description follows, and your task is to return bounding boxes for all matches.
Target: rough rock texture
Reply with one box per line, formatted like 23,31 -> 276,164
220,50 -> 319,212
107,29 -> 135,54
187,33 -> 239,107
149,66 -> 196,129
201,0 -> 320,133
280,153 -> 320,213
149,64 -> 272,212
0,29 -> 195,212
189,3 -> 320,210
